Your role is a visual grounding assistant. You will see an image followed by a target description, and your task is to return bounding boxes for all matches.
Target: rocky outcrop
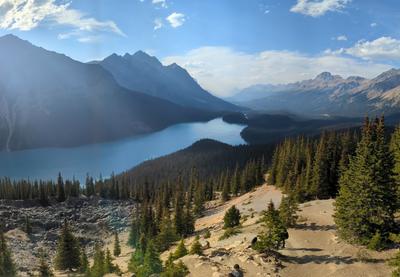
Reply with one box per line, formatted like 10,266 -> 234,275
1,198 -> 135,275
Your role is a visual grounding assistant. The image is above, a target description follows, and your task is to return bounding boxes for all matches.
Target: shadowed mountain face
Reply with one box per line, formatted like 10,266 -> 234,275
0,35 -> 215,151
231,71 -> 400,117
96,51 -> 239,111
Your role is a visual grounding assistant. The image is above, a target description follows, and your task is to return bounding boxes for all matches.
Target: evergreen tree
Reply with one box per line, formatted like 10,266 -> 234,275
90,244 -> 105,277
37,249 -> 54,277
174,239 -> 188,259
79,248 -> 90,276
221,173 -> 230,202
54,221 -> 81,271
189,235 -> 202,255
334,117 -> 397,244
56,173 -> 66,202
156,213 -> 178,252
128,207 -> 141,247
390,125 -> 400,201
113,232 -> 121,257
140,240 -> 163,277
174,190 -> 185,237
279,195 -> 299,228
162,260 -> 189,277
310,134 -> 330,198
183,206 -> 195,237
223,205 -> 241,229
0,227 -> 16,276
25,216 -> 32,235
253,201 -> 288,252
128,247 -> 144,274
104,248 -> 120,274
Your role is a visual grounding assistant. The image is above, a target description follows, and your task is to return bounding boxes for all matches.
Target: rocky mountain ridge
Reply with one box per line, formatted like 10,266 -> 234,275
231,69 -> 400,116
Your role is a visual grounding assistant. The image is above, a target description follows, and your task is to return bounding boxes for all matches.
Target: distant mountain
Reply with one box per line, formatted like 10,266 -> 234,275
95,51 -> 239,111
0,35 -> 215,151
233,70 -> 400,117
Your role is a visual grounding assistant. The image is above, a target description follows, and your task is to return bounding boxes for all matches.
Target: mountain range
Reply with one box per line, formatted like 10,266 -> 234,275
230,70 -> 400,117
94,51 -> 237,111
0,35 -> 229,151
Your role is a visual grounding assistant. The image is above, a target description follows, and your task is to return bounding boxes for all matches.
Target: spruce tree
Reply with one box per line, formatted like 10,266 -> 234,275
54,221 -> 81,271
183,206 -> 195,237
254,201 -> 288,251
189,235 -> 202,255
140,240 -> 163,277
113,232 -> 121,257
25,216 -> 32,235
128,247 -> 144,274
334,117 -> 397,244
56,173 -> 66,202
390,125 -> 400,201
173,239 -> 188,259
156,213 -> 178,252
104,248 -> 120,274
79,248 -> 90,276
90,244 -> 105,277
37,249 -> 54,277
0,227 -> 16,276
223,205 -> 241,229
162,260 -> 190,277
279,195 -> 299,228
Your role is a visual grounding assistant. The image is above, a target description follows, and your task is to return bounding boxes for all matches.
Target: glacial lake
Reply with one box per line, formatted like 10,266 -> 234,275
0,118 -> 246,182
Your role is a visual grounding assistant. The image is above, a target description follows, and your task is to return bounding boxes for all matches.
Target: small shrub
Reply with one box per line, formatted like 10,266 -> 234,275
203,229 -> 211,239
389,233 -> 400,244
367,232 -> 385,251
218,227 -> 241,241
389,250 -> 400,277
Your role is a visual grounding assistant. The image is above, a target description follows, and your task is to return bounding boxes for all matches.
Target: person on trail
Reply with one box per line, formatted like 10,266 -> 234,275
231,264 -> 244,277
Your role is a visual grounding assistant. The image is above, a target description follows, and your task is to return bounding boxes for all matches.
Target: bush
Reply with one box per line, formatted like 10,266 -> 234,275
218,227 -> 241,241
367,232 -> 385,251
162,260 -> 189,277
203,229 -> 211,239
223,206 -> 241,229
389,250 -> 400,277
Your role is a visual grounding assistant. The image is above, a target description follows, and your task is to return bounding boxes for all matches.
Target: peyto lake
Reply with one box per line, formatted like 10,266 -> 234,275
0,118 -> 246,182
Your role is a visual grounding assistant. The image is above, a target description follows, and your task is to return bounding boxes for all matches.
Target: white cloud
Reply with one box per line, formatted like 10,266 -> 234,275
290,0 -> 351,17
0,0 -> 124,41
162,46 -> 390,97
370,22 -> 377,27
336,35 -> 347,41
153,18 -> 163,30
343,37 -> 400,61
152,0 -> 167,8
166,12 -> 185,28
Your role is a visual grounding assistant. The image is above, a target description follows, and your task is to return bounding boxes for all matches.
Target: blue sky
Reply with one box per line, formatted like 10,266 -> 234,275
0,0 -> 399,96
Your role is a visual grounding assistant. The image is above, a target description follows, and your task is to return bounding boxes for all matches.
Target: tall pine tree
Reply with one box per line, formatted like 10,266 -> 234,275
334,117 -> 397,244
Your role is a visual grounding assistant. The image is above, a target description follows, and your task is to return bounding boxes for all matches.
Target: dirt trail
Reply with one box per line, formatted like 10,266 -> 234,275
280,200 -> 394,277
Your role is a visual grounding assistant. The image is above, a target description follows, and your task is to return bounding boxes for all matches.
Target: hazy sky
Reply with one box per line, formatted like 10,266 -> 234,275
0,0 -> 399,96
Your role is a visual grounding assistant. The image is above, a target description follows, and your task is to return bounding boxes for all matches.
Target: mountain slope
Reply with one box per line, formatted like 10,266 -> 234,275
234,70 -> 400,116
96,51 -> 239,111
0,35 -> 214,151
